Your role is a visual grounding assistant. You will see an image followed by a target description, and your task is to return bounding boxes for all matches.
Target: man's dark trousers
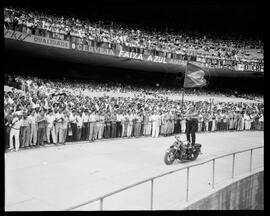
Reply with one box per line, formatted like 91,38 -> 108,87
186,118 -> 198,145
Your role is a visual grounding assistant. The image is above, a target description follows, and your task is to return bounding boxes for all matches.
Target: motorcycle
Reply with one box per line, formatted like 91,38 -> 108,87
164,135 -> 202,165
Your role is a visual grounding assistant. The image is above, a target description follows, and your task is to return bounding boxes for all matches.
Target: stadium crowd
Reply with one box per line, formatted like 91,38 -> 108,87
4,75 -> 264,153
4,6 -> 263,69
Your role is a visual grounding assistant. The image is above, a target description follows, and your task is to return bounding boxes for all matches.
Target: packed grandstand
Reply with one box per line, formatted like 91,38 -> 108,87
4,6 -> 264,72
4,74 -> 264,152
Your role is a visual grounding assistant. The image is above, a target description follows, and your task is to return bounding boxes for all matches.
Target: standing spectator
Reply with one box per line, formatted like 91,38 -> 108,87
211,112 -> 216,132
4,109 -> 13,152
46,109 -> 56,144
228,111 -> 234,131
28,109 -> 37,147
116,109 -> 123,137
98,110 -> 105,139
151,111 -> 160,138
82,109 -> 89,140
235,111 -> 242,131
122,111 -> 129,137
240,111 -> 245,131
104,111 -> 111,139
62,111 -> 69,144
160,112 -> 166,136
259,112 -> 264,130
143,110 -> 151,136
94,111 -> 101,140
55,108 -> 64,143
89,110 -> 96,141
198,111 -> 203,132
20,111 -> 31,149
36,109 -> 46,146
224,111 -> 230,131
244,111 -> 251,130
203,111 -> 210,132
131,110 -> 137,137
127,111 -> 133,138
254,113 -> 260,130
134,112 -> 142,138
9,112 -> 22,151
70,110 -> 78,141
216,110 -> 222,131
170,111 -> 175,135
250,112 -> 256,130
111,111 -> 117,138
76,111 -> 83,141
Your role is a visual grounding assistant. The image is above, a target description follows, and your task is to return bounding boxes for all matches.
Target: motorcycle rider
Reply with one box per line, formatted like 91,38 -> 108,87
184,106 -> 199,146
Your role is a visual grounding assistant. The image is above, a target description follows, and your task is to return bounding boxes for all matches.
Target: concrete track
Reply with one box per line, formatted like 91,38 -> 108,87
5,131 -> 263,211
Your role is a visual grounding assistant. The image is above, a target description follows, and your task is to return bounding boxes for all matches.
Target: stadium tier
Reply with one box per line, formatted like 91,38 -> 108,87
4,6 -> 264,74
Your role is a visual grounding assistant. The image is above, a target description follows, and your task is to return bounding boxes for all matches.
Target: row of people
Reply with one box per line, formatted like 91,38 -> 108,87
4,6 -> 263,65
5,105 -> 264,152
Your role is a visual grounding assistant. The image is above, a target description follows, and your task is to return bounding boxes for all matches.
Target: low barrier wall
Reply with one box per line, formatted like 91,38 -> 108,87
183,171 -> 264,210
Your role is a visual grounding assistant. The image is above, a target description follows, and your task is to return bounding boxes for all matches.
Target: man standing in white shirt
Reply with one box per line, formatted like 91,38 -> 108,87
46,109 -> 56,144
62,111 -> 70,144
89,110 -> 96,142
150,111 -> 160,138
9,112 -> 22,151
126,111 -> 133,138
28,109 -> 37,147
98,110 -> 105,139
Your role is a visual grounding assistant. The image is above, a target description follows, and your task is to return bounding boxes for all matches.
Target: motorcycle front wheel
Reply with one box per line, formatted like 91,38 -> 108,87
189,149 -> 200,161
164,148 -> 177,165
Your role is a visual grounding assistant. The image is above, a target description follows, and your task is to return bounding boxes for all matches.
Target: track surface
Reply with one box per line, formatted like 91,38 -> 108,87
5,131 -> 264,211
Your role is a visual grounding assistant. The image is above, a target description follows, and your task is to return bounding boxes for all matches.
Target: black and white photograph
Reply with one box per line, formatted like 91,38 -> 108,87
4,1 -> 264,211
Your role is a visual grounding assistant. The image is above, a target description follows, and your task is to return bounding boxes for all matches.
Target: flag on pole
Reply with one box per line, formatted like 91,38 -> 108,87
184,62 -> 207,88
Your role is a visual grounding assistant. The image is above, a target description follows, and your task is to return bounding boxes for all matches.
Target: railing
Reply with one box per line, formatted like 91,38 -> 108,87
65,146 -> 264,210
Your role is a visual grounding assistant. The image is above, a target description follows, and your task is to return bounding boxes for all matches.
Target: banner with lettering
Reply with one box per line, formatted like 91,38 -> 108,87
5,29 -> 263,72
4,29 -> 70,49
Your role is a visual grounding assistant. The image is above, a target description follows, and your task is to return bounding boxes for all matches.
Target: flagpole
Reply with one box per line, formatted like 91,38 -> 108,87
182,61 -> 188,106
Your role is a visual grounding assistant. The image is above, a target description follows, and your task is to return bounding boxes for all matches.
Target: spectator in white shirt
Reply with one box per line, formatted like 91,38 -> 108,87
46,109 -> 56,144
9,112 -> 22,151
28,109 -> 37,147
62,111 -> 69,144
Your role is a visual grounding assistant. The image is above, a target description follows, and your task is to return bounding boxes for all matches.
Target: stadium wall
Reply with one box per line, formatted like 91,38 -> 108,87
182,171 -> 264,210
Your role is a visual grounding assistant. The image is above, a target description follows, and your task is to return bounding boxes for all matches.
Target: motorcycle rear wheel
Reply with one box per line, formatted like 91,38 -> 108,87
164,148 -> 177,165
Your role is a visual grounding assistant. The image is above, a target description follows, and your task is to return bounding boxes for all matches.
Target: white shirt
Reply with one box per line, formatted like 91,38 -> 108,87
89,114 -> 96,122
69,113 -> 76,123
77,116 -> 83,127
12,117 -> 21,130
28,115 -> 37,125
54,112 -> 63,123
116,114 -> 123,122
46,114 -> 55,128
82,113 -> 89,123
